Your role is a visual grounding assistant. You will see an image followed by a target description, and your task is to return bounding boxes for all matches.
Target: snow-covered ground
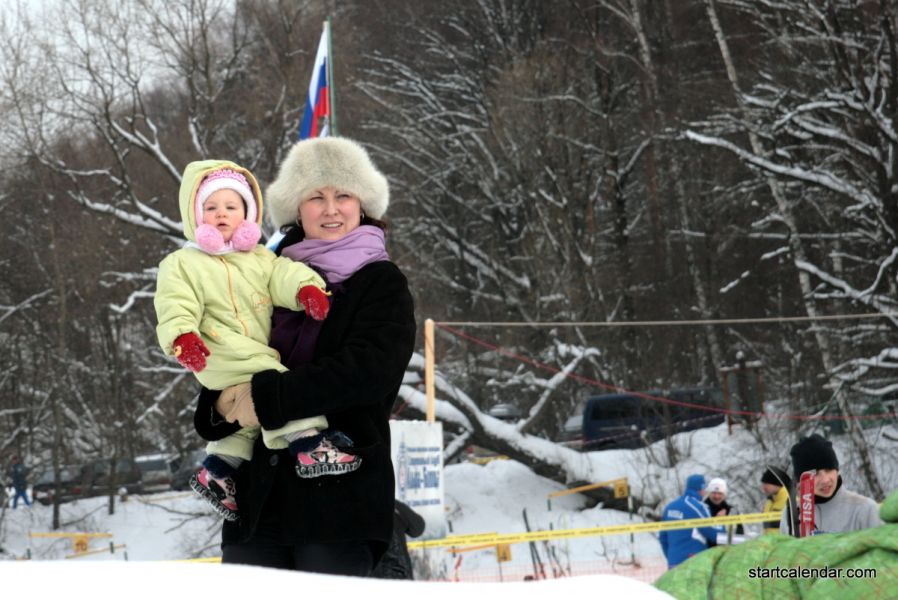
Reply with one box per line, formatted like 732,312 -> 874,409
2,419 -> 894,597
0,561 -> 674,599
0,459 -> 668,574
431,459 -> 668,582
0,457 -> 675,598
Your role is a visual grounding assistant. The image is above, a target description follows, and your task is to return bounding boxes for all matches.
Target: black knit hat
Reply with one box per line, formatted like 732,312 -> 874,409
790,434 -> 839,480
761,465 -> 791,490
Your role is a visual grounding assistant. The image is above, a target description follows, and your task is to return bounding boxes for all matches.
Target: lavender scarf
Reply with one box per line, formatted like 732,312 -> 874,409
280,225 -> 389,283
271,225 -> 390,368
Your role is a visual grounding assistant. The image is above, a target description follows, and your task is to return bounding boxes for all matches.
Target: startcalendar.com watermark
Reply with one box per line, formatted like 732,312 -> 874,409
748,566 -> 877,579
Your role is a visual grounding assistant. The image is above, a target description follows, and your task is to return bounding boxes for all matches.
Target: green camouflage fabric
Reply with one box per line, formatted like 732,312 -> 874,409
654,490 -> 898,599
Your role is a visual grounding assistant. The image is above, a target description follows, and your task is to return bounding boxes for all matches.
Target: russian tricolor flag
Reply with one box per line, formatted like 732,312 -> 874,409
298,27 -> 330,140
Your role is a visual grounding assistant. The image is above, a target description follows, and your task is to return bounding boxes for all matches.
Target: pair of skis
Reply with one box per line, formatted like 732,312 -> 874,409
764,463 -> 814,537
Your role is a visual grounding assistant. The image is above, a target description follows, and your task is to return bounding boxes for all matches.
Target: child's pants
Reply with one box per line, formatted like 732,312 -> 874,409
206,415 -> 329,460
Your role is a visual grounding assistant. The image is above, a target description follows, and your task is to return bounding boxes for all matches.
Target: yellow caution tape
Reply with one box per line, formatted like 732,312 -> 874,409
548,477 -> 628,499
408,511 -> 782,550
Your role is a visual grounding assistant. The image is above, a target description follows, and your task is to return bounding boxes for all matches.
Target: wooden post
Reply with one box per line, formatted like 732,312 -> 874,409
424,318 -> 436,422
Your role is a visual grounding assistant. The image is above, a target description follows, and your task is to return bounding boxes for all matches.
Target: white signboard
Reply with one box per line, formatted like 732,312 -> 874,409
389,419 -> 447,539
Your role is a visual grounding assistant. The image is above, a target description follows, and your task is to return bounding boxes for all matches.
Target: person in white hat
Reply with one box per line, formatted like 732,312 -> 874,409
192,137 -> 416,576
704,477 -> 744,535
704,478 -> 729,516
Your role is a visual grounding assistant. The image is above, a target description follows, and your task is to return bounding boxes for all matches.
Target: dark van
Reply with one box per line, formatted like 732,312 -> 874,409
581,387 -> 724,450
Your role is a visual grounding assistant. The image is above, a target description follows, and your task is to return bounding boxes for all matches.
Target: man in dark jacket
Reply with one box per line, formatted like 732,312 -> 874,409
8,455 -> 30,508
703,477 -> 743,535
372,500 -> 426,579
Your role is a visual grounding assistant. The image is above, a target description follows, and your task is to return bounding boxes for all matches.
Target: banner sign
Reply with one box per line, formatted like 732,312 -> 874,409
390,420 -> 447,539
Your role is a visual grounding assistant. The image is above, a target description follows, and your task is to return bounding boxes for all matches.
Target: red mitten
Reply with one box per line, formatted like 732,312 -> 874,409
173,332 -> 210,372
298,285 -> 330,321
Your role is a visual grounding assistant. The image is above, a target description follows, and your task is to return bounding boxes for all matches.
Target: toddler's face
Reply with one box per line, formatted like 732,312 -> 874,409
203,189 -> 246,242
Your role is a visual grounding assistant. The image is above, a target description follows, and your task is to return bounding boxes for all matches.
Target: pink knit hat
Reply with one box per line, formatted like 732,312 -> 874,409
193,169 -> 261,252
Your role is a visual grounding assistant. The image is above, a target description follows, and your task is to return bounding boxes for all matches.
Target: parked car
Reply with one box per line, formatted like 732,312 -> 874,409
85,457 -> 143,495
580,387 -> 725,450
170,448 -> 205,491
135,454 -> 176,493
31,466 -> 87,506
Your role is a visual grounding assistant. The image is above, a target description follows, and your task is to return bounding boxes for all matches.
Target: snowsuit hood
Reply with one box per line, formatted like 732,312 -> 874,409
178,160 -> 264,243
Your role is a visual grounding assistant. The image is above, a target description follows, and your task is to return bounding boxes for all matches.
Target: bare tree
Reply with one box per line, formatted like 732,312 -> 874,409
690,0 -> 897,496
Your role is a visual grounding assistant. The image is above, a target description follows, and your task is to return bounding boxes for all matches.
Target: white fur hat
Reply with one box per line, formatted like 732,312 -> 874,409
266,137 -> 390,229
706,478 -> 727,495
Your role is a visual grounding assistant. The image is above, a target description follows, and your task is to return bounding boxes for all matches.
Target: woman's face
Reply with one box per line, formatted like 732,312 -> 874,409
298,186 -> 362,241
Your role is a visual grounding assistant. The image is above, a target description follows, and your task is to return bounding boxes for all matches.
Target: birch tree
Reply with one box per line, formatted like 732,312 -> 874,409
689,0 -> 898,496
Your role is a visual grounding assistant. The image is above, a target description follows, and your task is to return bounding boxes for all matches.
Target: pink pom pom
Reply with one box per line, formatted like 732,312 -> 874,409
195,224 -> 224,253
231,221 -> 261,251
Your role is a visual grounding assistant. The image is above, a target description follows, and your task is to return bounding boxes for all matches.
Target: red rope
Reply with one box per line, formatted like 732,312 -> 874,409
435,323 -> 898,422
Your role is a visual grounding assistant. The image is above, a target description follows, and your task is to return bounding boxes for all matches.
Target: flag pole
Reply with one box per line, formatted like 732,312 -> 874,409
325,17 -> 337,136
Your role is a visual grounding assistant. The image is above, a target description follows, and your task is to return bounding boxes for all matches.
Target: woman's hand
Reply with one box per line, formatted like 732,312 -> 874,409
214,383 -> 260,427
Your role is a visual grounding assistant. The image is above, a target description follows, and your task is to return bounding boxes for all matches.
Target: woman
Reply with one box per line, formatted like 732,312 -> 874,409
192,137 -> 416,574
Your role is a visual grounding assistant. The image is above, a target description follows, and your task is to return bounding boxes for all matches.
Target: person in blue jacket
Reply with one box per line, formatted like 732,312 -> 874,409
659,473 -> 718,568
7,455 -> 30,508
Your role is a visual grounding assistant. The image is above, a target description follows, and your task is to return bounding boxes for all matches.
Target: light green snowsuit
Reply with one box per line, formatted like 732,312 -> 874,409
155,159 -> 327,459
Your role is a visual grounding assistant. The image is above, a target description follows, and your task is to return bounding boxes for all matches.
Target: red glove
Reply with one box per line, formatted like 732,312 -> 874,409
298,285 -> 330,321
173,332 -> 210,372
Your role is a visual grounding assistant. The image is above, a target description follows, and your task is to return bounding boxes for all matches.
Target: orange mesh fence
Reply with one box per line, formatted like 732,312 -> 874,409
419,556 -> 669,583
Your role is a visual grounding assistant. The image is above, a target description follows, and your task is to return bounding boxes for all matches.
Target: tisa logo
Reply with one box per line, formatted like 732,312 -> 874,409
801,492 -> 814,516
